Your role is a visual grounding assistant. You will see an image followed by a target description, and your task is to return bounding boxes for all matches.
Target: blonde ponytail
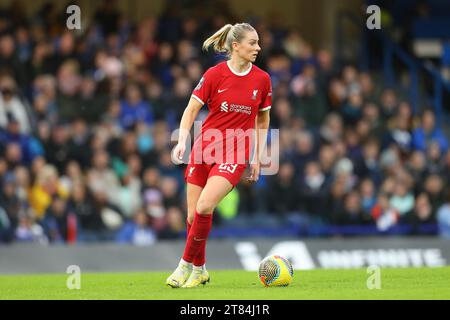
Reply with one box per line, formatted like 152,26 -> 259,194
202,23 -> 256,57
202,24 -> 233,53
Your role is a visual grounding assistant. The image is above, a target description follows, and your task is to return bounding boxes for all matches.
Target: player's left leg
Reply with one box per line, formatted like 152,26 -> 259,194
182,175 -> 234,288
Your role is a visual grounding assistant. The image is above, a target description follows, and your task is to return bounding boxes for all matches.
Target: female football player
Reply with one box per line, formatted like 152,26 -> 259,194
166,22 -> 272,288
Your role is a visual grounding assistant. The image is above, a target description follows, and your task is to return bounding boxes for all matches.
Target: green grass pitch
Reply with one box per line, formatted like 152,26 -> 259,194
1,267 -> 450,300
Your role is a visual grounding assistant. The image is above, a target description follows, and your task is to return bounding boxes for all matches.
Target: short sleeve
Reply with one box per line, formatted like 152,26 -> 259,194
259,75 -> 272,112
191,68 -> 214,105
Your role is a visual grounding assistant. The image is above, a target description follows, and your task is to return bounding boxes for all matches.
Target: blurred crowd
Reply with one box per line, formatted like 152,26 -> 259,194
1,0 -> 450,245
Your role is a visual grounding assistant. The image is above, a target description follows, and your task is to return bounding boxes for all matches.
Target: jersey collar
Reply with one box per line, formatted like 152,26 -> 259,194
226,60 -> 252,76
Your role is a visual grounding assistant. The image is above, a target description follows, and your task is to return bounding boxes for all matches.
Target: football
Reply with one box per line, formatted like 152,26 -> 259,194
258,255 -> 294,287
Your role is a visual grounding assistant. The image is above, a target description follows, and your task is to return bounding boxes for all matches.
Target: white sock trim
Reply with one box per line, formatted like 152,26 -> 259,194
193,264 -> 205,271
180,258 -> 192,266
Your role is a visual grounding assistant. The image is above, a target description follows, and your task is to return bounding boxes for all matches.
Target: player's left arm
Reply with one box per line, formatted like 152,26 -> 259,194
248,110 -> 270,183
248,76 -> 272,182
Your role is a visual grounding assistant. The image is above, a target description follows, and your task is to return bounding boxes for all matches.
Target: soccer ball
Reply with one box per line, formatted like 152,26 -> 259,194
258,255 -> 294,287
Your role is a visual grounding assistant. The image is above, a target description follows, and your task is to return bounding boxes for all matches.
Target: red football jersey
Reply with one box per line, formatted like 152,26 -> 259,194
189,61 -> 272,164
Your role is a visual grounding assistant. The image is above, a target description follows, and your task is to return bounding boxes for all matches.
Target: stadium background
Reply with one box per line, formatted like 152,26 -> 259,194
0,0 -> 450,271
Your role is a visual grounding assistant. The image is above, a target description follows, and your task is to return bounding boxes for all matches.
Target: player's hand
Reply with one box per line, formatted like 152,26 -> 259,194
171,143 -> 185,165
247,162 -> 260,183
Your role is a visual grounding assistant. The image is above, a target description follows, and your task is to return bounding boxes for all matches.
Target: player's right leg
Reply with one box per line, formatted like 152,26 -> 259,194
186,182 -> 203,233
186,182 -> 210,285
166,164 -> 209,288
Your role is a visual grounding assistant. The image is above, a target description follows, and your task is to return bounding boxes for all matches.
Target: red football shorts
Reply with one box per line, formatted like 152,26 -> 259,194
184,163 -> 247,188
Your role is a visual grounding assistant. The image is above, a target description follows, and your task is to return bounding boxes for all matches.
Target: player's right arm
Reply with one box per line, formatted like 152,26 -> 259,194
173,69 -> 214,163
173,97 -> 203,162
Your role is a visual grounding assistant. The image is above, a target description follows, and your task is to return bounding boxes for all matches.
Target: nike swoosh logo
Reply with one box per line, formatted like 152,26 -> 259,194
193,237 -> 206,241
218,89 -> 228,93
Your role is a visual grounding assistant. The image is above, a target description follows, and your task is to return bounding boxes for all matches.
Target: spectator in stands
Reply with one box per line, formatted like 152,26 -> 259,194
437,189 -> 450,238
379,146 -> 402,178
32,75 -> 58,125
355,118 -> 371,143
26,41 -> 53,81
67,118 -> 92,170
59,161 -> 83,194
332,190 -> 369,225
290,63 -> 327,127
52,31 -> 79,72
116,172 -> 142,219
412,109 -> 449,153
406,192 -> 435,234
359,178 -> 377,217
150,42 -> 175,88
145,80 -> 167,122
271,97 -> 293,129
341,91 -> 363,125
359,72 -> 376,102
119,82 -> 154,130
379,88 -> 398,122
33,94 -> 57,125
0,207 -> 11,242
423,174 -> 445,214
382,103 -> 413,154
157,206 -> 184,239
13,165 -> 30,207
442,150 -> 450,185
354,138 -> 382,186
56,60 -> 82,122
0,75 -> 31,134
406,151 -> 427,192
15,211 -> 47,244
344,128 -> 362,163
299,161 -> 330,219
328,78 -> 347,109
101,99 -> 122,135
0,172 -> 20,242
425,141 -> 443,174
362,102 -> 385,140
87,149 -> 120,205
160,176 -> 181,209
266,162 -> 299,216
288,130 -> 316,174
319,112 -> 343,144
78,75 -> 110,123
41,123 -> 69,173
166,76 -> 194,125
333,157 -> 358,193
28,164 -> 68,220
157,149 -> 184,189
41,196 -> 70,243
342,65 -> 360,94
389,180 -> 415,217
115,208 -> 156,246
318,144 -> 336,179
0,34 -> 26,87
371,193 -> 400,231
88,189 -> 123,241
0,114 -> 44,166
316,49 -> 334,93
67,181 -> 109,243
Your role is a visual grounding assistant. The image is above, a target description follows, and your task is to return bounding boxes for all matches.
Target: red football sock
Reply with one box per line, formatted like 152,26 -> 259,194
186,219 -> 191,237
182,211 -> 213,265
188,218 -> 207,266
193,236 -> 207,267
